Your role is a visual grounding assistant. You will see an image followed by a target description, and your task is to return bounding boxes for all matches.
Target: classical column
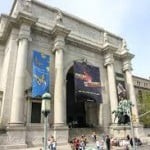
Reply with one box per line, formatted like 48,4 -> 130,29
103,46 -> 118,122
10,23 -> 31,125
123,56 -> 139,123
53,42 -> 64,126
52,25 -> 70,127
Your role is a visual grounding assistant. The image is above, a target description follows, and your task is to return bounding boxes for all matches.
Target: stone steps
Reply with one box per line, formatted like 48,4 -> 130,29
69,127 -> 103,141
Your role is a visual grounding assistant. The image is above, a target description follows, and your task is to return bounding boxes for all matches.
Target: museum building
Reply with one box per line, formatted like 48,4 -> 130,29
0,0 -> 144,149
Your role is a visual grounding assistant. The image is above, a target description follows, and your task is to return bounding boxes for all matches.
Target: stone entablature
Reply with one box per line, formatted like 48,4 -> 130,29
5,0 -> 125,53
0,15 -> 8,37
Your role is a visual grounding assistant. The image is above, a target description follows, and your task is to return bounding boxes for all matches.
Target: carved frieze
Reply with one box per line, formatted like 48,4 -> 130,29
23,0 -> 32,13
64,17 -> 103,44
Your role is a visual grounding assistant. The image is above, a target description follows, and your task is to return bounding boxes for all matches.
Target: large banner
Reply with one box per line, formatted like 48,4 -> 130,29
115,73 -> 127,102
74,61 -> 102,103
32,50 -> 50,97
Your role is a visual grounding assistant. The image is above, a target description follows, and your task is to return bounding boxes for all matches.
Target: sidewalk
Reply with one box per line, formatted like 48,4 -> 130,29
14,143 -> 150,150
17,144 -> 72,150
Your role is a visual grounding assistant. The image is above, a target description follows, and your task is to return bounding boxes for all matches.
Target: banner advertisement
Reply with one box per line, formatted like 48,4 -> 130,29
115,73 -> 127,102
32,50 -> 50,97
74,61 -> 102,103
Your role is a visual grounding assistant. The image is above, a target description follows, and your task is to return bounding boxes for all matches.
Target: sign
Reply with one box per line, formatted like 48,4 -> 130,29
32,50 -> 50,97
74,61 -> 102,103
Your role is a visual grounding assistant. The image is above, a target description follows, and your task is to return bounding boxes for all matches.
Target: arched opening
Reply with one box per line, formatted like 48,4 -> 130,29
66,65 -> 100,128
66,67 -> 86,127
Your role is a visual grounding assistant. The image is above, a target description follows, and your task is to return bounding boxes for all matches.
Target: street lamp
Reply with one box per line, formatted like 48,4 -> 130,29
129,107 -> 136,150
42,92 -> 51,150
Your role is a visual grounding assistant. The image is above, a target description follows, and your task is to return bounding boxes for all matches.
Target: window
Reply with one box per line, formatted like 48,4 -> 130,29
31,101 -> 41,123
137,81 -> 140,86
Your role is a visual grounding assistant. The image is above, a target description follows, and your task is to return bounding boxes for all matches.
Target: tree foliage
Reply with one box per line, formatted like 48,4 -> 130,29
138,90 -> 150,127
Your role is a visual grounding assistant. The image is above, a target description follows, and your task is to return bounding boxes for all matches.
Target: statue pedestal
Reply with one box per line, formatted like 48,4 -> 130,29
110,124 -> 131,138
133,122 -> 145,137
110,123 -> 145,138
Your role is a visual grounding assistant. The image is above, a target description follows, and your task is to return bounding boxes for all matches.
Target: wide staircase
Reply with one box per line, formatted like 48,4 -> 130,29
69,127 -> 103,142
69,127 -> 102,137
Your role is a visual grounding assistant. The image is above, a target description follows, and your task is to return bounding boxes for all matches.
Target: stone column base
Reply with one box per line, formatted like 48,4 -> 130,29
54,125 -> 69,145
6,126 -> 27,149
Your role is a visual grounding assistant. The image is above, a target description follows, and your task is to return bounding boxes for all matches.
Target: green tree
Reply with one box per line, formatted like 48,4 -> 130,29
138,90 -> 150,127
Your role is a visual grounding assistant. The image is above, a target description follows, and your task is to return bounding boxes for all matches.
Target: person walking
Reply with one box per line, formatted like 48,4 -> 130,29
91,132 -> 97,142
105,135 -> 111,150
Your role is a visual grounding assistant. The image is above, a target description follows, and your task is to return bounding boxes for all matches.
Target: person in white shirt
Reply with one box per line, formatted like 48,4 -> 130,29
96,140 -> 100,150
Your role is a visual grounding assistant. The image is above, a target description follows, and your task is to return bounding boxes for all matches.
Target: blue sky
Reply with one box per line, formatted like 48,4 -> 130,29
0,0 -> 150,79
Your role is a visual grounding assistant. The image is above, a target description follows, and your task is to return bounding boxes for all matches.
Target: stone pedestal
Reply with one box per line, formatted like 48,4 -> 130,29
133,123 -> 145,137
6,126 -> 27,149
110,124 -> 131,138
110,123 -> 145,139
54,125 -> 69,145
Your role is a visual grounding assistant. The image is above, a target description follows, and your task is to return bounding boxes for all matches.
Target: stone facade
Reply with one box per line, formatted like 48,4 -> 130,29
133,75 -> 150,118
0,0 -> 142,148
133,75 -> 150,92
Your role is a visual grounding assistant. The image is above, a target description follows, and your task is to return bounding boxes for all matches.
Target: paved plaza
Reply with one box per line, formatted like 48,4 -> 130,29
16,142 -> 150,150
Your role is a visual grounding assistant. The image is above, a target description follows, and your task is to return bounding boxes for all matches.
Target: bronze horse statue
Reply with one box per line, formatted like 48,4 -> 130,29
112,99 -> 133,124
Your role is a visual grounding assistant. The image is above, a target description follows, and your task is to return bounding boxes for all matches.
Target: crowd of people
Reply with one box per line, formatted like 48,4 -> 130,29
47,133 -> 142,150
110,134 -> 142,149
69,134 -> 87,150
69,132 -> 109,150
69,132 -> 143,150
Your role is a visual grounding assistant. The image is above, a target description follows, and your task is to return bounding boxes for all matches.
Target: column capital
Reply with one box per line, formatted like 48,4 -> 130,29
121,51 -> 134,71
17,12 -> 37,41
52,24 -> 70,53
18,23 -> 32,41
123,60 -> 133,72
52,36 -> 65,53
104,52 -> 114,66
103,44 -> 117,66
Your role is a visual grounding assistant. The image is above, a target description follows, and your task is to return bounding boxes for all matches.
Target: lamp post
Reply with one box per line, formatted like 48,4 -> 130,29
129,108 -> 136,150
42,92 -> 51,150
